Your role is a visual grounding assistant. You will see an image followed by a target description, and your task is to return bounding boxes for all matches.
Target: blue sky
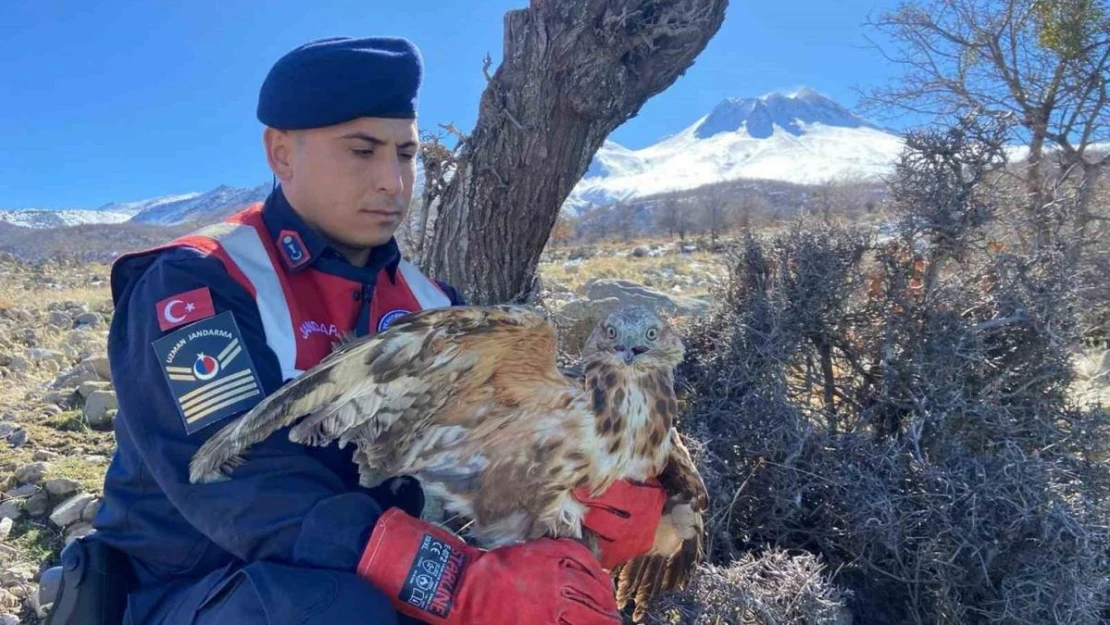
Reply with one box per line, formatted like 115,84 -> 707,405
0,0 -> 906,209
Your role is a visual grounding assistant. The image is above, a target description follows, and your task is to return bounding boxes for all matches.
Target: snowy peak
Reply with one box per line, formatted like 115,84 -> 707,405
564,88 -> 904,213
128,183 -> 270,225
694,88 -> 879,140
95,193 -> 203,216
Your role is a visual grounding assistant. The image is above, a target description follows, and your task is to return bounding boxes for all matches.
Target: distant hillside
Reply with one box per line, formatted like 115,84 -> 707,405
128,184 -> 270,225
0,183 -> 270,231
0,221 -> 196,263
0,209 -> 135,229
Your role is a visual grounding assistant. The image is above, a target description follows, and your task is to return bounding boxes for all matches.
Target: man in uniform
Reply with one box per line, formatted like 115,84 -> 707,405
89,36 -> 668,625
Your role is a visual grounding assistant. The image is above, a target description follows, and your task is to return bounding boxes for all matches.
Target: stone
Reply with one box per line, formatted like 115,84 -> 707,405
0,517 -> 11,541
43,479 -> 79,498
41,405 -> 62,417
0,353 -> 10,367
0,423 -> 15,439
24,348 -> 65,366
84,455 -> 108,465
81,498 -> 101,522
0,612 -> 18,625
48,311 -> 70,327
77,380 -> 111,399
582,279 -> 711,316
64,522 -> 95,545
82,355 -> 111,381
23,492 -> 49,517
74,312 -> 102,327
6,430 -> 27,449
6,357 -> 28,373
4,485 -> 38,500
13,463 -> 49,485
31,449 -> 57,462
65,329 -> 93,346
0,501 -> 20,521
51,363 -> 99,389
43,390 -> 74,406
49,493 -> 95,528
47,310 -> 69,328
83,390 -> 117,427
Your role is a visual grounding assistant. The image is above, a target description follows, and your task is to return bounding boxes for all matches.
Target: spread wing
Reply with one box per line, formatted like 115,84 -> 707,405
188,305 -> 559,484
613,429 -> 709,622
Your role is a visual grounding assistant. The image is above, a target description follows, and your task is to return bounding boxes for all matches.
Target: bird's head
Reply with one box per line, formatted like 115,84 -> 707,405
582,305 -> 684,369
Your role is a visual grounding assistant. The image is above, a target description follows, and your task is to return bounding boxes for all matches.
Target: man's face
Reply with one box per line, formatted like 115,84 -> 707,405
267,117 -> 418,252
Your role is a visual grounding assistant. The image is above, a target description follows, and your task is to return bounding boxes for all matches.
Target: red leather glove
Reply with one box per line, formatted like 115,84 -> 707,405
358,507 -> 621,625
574,478 -> 667,569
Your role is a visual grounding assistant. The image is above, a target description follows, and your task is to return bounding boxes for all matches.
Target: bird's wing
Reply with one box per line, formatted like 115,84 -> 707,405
188,305 -> 559,484
613,429 -> 709,622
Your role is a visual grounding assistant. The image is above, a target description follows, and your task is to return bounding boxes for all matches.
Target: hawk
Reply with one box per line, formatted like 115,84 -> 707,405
188,304 -> 708,620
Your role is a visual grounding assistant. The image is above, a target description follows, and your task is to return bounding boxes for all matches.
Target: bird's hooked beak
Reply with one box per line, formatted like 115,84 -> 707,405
615,345 -> 648,364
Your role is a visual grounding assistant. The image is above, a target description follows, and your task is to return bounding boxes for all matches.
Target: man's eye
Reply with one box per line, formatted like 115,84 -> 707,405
399,153 -> 416,162
352,149 -> 374,157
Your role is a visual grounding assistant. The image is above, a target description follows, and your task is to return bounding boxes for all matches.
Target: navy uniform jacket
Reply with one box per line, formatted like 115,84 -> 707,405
91,189 -> 464,621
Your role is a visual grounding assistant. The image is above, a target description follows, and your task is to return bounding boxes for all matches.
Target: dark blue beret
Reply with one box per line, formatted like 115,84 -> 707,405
257,36 -> 422,129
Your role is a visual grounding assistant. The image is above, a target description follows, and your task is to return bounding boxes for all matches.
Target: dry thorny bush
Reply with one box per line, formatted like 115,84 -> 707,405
659,116 -> 1110,624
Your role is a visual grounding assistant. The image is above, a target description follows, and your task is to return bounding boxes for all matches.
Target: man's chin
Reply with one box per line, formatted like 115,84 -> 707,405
333,232 -> 394,251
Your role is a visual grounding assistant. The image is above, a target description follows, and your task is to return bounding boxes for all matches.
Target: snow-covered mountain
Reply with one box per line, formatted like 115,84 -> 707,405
128,183 -> 270,225
0,183 -> 271,230
95,193 -> 203,217
0,209 -> 135,229
565,88 -> 905,212
0,183 -> 270,229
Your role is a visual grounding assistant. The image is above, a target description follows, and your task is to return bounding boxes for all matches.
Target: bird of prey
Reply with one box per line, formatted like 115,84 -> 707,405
188,304 -> 708,620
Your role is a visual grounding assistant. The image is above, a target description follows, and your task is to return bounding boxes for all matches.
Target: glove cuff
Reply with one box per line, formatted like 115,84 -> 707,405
357,508 -> 475,625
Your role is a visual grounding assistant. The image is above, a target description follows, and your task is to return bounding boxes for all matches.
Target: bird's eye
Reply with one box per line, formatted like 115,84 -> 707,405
646,327 -> 658,341
606,326 -> 617,339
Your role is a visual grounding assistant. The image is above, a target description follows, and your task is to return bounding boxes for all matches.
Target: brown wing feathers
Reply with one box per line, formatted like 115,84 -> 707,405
189,306 -> 553,484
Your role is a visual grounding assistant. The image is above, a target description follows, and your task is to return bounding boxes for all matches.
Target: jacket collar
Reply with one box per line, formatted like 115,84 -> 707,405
259,185 -> 401,283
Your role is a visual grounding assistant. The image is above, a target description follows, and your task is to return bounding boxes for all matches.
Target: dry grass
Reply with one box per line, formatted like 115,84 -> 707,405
541,239 -> 729,295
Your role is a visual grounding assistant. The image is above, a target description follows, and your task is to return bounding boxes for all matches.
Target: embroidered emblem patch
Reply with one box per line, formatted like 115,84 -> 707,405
277,229 -> 310,270
155,286 -> 215,331
377,309 -> 411,333
151,311 -> 264,435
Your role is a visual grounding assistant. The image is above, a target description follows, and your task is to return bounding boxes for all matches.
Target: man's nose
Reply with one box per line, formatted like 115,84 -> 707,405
372,156 -> 404,195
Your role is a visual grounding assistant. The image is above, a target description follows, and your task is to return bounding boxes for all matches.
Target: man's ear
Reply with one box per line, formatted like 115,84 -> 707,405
263,127 -> 296,182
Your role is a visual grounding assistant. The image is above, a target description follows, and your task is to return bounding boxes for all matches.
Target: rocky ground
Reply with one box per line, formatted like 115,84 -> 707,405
0,253 -> 116,623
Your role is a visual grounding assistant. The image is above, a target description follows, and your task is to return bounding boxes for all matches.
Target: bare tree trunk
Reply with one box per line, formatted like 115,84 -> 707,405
415,0 -> 728,304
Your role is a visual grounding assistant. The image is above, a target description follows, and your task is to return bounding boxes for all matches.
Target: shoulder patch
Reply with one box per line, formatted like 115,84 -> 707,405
151,311 -> 264,435
156,286 -> 216,331
377,309 -> 412,333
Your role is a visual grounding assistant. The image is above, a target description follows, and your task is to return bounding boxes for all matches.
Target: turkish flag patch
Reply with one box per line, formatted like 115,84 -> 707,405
156,287 -> 216,331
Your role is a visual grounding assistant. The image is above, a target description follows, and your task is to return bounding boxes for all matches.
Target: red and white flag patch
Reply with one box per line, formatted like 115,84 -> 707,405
156,287 -> 216,331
